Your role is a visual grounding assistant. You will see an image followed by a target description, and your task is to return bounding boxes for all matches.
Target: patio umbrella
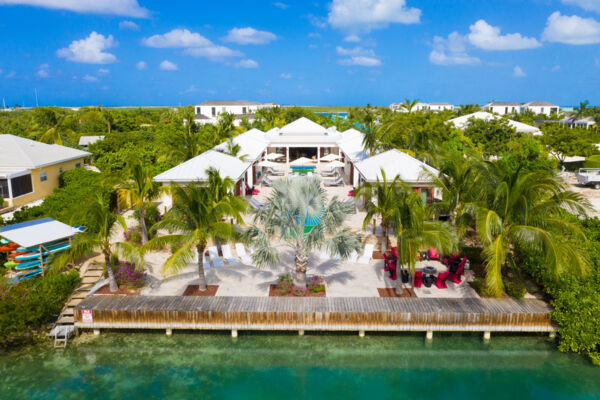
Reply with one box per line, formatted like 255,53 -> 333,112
257,160 -> 279,168
265,153 -> 284,160
321,154 -> 341,162
328,160 -> 345,168
291,157 -> 313,165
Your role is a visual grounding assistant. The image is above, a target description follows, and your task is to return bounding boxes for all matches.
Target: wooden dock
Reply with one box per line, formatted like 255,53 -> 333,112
74,296 -> 556,335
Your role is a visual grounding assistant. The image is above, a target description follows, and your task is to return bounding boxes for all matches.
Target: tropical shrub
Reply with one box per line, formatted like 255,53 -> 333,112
307,276 -> 325,293
114,262 -> 144,289
583,155 -> 600,169
504,279 -> 526,299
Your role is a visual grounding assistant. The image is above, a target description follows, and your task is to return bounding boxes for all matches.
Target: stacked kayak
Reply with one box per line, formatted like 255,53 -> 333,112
14,240 -> 71,262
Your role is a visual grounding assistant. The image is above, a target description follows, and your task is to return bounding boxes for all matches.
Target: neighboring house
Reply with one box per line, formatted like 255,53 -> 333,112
78,135 -> 105,150
193,100 -> 278,126
558,115 -> 597,129
428,102 -> 455,112
483,102 -> 522,115
447,111 -> 542,135
0,134 -> 90,208
523,101 -> 559,116
390,102 -> 454,112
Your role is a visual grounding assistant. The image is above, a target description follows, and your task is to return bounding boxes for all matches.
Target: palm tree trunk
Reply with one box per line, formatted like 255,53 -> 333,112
196,244 -> 208,291
395,257 -> 404,296
104,251 -> 118,292
139,205 -> 149,244
381,224 -> 388,254
294,244 -> 309,287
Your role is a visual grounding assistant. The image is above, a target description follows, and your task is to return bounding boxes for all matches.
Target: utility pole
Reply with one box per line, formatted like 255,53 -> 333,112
35,89 -> 39,107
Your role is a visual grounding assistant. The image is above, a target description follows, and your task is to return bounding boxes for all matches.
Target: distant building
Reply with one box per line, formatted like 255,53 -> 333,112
428,102 -> 455,112
78,136 -> 105,149
523,101 -> 559,116
0,135 -> 90,208
389,102 -> 454,112
193,100 -> 278,126
483,102 -> 521,115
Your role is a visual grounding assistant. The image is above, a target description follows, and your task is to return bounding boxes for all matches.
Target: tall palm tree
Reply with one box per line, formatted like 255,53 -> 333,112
391,182 -> 457,294
179,105 -> 197,136
143,169 -> 247,291
215,112 -> 237,139
32,108 -> 75,145
102,109 -> 114,134
218,138 -> 247,161
54,196 -> 143,292
354,170 -> 400,254
244,176 -> 361,286
470,163 -> 591,297
402,99 -> 419,113
118,162 -> 161,244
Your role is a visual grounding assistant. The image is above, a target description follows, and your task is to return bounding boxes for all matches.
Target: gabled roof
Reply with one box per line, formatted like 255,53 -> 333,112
199,100 -> 262,106
447,112 -> 542,135
153,150 -> 251,183
485,101 -> 521,107
337,128 -> 369,161
78,136 -> 105,146
0,134 -> 90,169
279,117 -> 329,136
525,101 -> 558,107
265,117 -> 342,144
213,128 -> 267,161
354,149 -> 439,184
429,102 -> 453,106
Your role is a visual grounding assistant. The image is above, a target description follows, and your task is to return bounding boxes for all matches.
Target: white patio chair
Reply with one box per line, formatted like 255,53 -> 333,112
220,244 -> 238,265
357,243 -> 375,264
347,250 -> 359,263
323,176 -> 344,187
235,243 -> 253,265
208,246 -> 224,267
249,197 -> 268,210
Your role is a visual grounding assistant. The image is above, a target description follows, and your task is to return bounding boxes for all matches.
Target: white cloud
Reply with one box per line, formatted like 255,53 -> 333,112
468,20 -> 541,50
328,0 -> 421,33
0,0 -> 149,17
142,29 -> 212,48
235,59 -> 259,68
119,20 -> 139,30
513,65 -> 526,77
336,46 -> 375,56
344,34 -> 361,42
222,27 -> 277,45
5,71 -> 16,78
56,32 -> 117,64
308,32 -> 321,38
273,2 -> 288,9
136,61 -> 148,70
552,65 -> 561,71
159,60 -> 177,70
183,46 -> 243,60
542,12 -> 600,45
180,85 -> 198,94
36,63 -> 49,78
308,14 -> 327,29
280,72 -> 292,79
561,0 -> 600,14
338,56 -> 381,66
82,74 -> 99,82
97,68 -> 109,75
429,32 -> 480,66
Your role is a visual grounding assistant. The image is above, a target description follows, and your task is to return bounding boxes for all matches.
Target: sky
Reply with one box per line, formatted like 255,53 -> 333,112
0,0 -> 600,107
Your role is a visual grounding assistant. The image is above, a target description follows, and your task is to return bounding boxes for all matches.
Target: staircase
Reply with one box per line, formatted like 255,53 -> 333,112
49,261 -> 105,347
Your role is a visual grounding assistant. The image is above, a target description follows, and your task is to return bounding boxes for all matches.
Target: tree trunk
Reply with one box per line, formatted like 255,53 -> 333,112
395,257 -> 404,295
196,244 -> 208,291
294,245 -> 309,287
105,252 -> 118,292
139,205 -> 149,244
381,224 -> 388,254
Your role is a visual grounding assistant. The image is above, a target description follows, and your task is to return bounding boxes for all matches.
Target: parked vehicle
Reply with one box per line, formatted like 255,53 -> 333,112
576,168 -> 600,189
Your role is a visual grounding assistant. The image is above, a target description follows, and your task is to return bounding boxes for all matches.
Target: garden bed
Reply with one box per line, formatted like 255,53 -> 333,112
269,284 -> 326,297
269,274 -> 326,297
182,285 -> 219,296
377,287 -> 416,298
95,285 -> 140,295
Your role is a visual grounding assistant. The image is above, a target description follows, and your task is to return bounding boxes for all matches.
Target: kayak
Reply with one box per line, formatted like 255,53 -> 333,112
4,260 -> 17,268
14,241 -> 70,261
14,259 -> 44,270
8,268 -> 42,284
16,239 -> 71,252
0,243 -> 17,252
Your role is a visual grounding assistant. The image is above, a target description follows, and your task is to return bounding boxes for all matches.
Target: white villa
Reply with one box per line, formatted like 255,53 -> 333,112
483,101 -> 560,116
448,111 -> 542,135
154,117 -> 439,198
523,101 -> 559,115
483,102 -> 522,115
193,100 -> 278,126
390,102 -> 454,112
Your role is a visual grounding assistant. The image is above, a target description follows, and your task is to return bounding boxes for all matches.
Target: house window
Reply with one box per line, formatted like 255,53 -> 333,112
59,167 -> 63,174
40,171 -> 47,182
242,107 -> 247,114
75,163 -> 81,168
0,179 -> 9,198
196,107 -> 201,114
211,107 -> 216,117
11,174 -> 33,197
541,107 -> 544,114
505,107 -> 508,114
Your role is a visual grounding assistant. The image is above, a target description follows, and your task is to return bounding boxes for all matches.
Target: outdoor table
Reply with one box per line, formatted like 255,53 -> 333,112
423,275 -> 434,287
423,265 -> 437,275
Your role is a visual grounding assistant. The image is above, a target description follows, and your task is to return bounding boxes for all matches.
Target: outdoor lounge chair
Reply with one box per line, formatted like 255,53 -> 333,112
347,250 -> 359,263
220,244 -> 238,265
262,176 -> 274,186
235,243 -> 253,265
320,169 -> 337,177
249,197 -> 268,210
357,243 -> 374,264
265,167 -> 284,176
449,257 -> 467,284
323,176 -> 344,187
413,271 -> 423,288
434,272 -> 449,289
208,246 -> 224,267
245,183 -> 259,196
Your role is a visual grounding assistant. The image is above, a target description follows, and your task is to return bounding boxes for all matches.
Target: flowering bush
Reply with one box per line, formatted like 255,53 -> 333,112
292,286 -> 306,297
308,275 -> 325,293
123,227 -> 142,245
114,262 -> 144,289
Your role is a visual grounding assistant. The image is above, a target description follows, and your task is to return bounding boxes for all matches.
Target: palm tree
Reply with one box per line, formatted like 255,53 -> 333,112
143,169 -> 247,291
402,99 -> 419,113
391,182 -> 457,295
31,108 -> 75,145
215,112 -> 238,139
118,162 -> 161,244
575,100 -> 589,120
354,170 -> 400,254
180,105 -> 197,136
470,163 -> 591,297
244,176 -> 362,287
102,109 -> 114,134
54,196 -> 143,292
218,138 -> 247,161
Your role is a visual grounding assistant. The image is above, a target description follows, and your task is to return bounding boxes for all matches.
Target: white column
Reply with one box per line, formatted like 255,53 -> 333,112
286,146 -> 290,163
7,177 -> 13,199
247,167 -> 253,187
317,146 -> 320,163
353,168 -> 359,187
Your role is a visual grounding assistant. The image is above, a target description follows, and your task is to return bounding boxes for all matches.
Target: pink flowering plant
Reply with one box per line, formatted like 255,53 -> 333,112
114,261 -> 145,289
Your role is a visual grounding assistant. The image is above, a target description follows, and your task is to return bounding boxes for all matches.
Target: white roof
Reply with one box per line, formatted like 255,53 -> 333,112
447,112 -> 542,135
265,117 -> 342,145
0,134 -> 91,169
354,149 -> 439,184
0,217 -> 78,248
153,150 -> 251,183
78,136 -> 105,146
337,128 -> 369,162
213,128 -> 267,161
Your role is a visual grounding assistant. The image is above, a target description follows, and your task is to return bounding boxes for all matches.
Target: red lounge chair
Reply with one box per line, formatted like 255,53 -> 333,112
348,190 -> 354,197
442,253 -> 458,266
245,183 -> 260,196
434,272 -> 449,289
383,253 -> 393,271
428,247 -> 439,260
449,257 -> 467,284
391,247 -> 398,258
413,271 -> 423,288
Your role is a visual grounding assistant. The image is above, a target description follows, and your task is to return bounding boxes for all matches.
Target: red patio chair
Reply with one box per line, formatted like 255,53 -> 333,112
383,253 -> 393,272
449,257 -> 468,284
391,247 -> 398,258
428,247 -> 439,260
348,190 -> 354,197
434,272 -> 449,289
442,253 -> 458,266
413,271 -> 423,288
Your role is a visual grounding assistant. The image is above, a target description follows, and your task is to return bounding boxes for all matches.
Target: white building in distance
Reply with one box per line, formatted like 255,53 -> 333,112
522,101 -> 559,115
389,102 -> 454,112
193,100 -> 278,126
484,101 -> 560,116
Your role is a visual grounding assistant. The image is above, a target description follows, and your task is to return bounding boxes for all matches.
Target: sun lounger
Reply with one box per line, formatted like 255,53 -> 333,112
249,197 -> 268,210
235,243 -> 253,265
357,243 -> 374,264
262,176 -> 274,186
323,176 -> 344,187
208,246 -> 224,267
265,167 -> 284,176
220,244 -> 238,265
320,169 -> 337,177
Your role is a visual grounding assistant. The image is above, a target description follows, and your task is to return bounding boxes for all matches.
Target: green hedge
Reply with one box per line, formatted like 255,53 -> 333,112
0,270 -> 81,345
583,155 -> 600,169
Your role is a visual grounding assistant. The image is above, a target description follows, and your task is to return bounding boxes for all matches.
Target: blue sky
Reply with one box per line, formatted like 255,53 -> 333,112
0,0 -> 599,106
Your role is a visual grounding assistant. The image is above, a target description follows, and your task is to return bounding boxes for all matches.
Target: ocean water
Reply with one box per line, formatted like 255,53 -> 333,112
0,332 -> 599,400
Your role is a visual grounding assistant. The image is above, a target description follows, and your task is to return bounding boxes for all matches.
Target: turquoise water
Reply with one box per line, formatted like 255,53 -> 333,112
1,332 -> 599,399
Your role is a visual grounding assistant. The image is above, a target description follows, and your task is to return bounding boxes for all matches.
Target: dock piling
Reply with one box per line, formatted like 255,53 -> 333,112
483,331 -> 491,342
425,331 -> 433,341
231,329 -> 238,338
358,330 -> 365,338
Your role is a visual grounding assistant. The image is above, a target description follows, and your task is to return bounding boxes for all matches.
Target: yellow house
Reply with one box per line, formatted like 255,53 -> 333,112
0,134 -> 91,208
